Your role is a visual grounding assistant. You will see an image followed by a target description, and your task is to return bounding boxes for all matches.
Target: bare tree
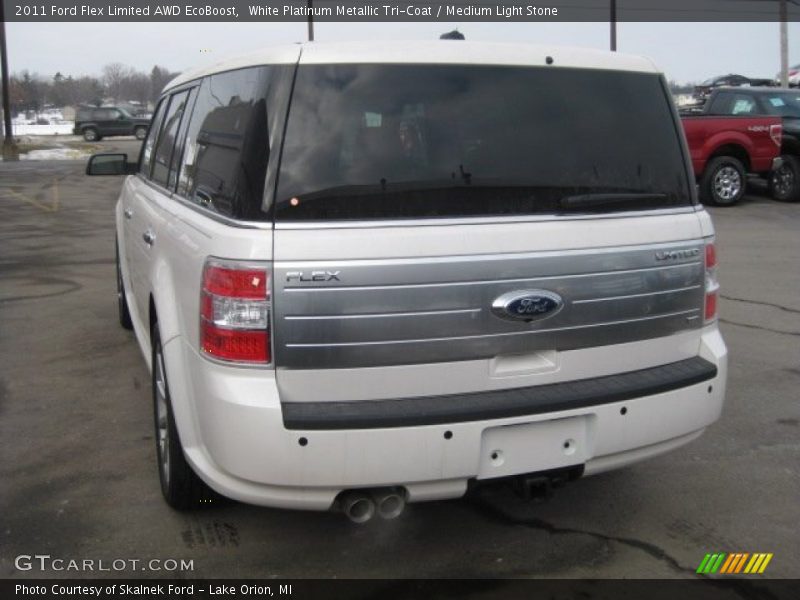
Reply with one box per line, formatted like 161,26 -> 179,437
16,71 -> 45,114
3,63 -> 177,112
74,76 -> 104,107
102,62 -> 132,103
122,72 -> 150,106
50,72 -> 71,107
150,65 -> 179,104
5,77 -> 25,114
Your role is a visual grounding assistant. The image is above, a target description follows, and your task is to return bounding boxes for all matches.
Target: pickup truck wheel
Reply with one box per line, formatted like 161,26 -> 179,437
83,127 -> 98,142
770,155 -> 800,202
701,156 -> 745,206
134,126 -> 147,140
115,239 -> 133,330
152,323 -> 217,510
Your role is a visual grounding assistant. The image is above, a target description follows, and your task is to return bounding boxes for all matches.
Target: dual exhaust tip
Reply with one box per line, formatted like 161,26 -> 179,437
339,488 -> 406,523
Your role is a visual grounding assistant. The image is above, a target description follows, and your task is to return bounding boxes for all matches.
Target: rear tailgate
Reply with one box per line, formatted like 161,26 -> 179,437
271,59 -> 705,407
272,213 -> 706,403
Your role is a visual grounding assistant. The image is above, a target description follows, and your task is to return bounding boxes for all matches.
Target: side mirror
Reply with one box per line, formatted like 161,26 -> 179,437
86,153 -> 137,176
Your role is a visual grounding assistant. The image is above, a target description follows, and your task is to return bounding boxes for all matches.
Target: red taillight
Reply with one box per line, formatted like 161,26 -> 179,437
704,241 -> 719,323
203,264 -> 268,299
201,327 -> 269,363
201,259 -> 271,364
704,293 -> 718,323
770,124 -> 783,148
705,243 -> 717,270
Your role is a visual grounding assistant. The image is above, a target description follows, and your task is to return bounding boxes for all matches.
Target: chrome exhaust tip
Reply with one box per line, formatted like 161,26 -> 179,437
373,489 -> 406,520
340,491 -> 376,524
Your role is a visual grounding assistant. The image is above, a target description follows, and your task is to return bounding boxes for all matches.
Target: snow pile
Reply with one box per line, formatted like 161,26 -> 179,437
11,122 -> 76,135
20,147 -> 93,161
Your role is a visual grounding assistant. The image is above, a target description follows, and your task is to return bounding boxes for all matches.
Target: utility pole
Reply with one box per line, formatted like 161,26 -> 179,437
307,0 -> 314,41
780,0 -> 788,87
610,0 -> 617,51
1,0 -> 18,159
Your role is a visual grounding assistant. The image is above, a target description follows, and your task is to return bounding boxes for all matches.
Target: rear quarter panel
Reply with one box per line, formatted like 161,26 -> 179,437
681,115 -> 782,175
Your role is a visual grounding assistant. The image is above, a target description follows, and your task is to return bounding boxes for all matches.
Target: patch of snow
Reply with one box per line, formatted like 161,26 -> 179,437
20,147 -> 92,161
41,110 -> 65,121
9,122 -> 75,135
674,94 -> 701,106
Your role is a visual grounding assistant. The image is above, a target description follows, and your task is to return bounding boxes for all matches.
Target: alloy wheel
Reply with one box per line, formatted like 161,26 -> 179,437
713,166 -> 742,202
154,344 -> 171,486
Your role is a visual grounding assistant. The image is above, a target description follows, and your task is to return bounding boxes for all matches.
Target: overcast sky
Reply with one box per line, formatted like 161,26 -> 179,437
6,21 -> 800,84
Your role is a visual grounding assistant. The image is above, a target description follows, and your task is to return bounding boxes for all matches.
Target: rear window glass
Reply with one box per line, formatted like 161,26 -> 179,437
275,65 -> 693,221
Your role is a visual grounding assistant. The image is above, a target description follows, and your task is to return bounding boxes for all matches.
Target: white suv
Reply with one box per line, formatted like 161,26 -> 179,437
87,41 -> 727,521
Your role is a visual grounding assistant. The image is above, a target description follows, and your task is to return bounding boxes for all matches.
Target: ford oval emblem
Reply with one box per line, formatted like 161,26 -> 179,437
491,290 -> 564,323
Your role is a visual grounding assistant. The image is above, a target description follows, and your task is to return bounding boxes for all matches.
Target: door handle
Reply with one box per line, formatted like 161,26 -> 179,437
124,208 -> 133,220
142,230 -> 156,246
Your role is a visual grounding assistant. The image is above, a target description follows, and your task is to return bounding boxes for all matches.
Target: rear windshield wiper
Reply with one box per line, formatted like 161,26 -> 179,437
559,193 -> 668,210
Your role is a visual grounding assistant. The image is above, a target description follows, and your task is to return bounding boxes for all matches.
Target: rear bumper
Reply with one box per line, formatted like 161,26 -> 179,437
283,357 -> 716,430
164,328 -> 727,511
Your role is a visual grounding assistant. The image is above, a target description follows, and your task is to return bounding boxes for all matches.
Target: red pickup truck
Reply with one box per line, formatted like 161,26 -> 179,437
680,115 -> 782,205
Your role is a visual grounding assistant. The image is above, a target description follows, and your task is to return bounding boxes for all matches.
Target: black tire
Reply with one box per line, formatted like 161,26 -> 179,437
83,127 -> 99,142
769,155 -> 800,202
116,238 -> 133,330
152,323 -> 217,509
134,126 -> 147,141
700,156 -> 746,206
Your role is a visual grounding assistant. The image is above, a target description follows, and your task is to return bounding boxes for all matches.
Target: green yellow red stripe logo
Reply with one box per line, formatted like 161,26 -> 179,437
696,553 -> 773,574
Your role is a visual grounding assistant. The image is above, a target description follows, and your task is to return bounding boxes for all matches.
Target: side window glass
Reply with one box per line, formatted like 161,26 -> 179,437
139,99 -> 168,177
152,89 -> 190,188
178,67 -> 271,220
708,92 -> 732,115
167,88 -> 197,190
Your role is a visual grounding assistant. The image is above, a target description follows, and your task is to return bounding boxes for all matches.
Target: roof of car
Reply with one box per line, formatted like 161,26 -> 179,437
164,41 -> 660,91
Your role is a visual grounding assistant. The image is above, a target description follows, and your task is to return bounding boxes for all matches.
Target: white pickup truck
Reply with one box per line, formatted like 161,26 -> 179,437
87,41 -> 727,522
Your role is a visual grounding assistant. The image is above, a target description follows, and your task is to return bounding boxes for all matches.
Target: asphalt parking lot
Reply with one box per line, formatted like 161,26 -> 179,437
1,143 -> 798,580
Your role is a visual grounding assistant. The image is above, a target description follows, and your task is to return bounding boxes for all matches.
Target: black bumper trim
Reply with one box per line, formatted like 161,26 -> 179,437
281,356 -> 718,430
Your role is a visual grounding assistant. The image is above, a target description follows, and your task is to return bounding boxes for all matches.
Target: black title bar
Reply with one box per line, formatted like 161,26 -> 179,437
4,0 -> 800,22
3,579 -> 800,600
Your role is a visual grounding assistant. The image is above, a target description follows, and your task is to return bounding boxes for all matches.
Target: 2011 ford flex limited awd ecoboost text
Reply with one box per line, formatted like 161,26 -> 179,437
87,42 -> 727,520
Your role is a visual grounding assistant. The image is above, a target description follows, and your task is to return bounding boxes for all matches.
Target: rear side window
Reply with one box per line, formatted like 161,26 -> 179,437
177,67 -> 273,220
708,92 -> 757,115
152,89 -> 191,188
94,108 -> 117,120
168,88 -> 197,190
275,65 -> 693,221
139,99 -> 168,176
